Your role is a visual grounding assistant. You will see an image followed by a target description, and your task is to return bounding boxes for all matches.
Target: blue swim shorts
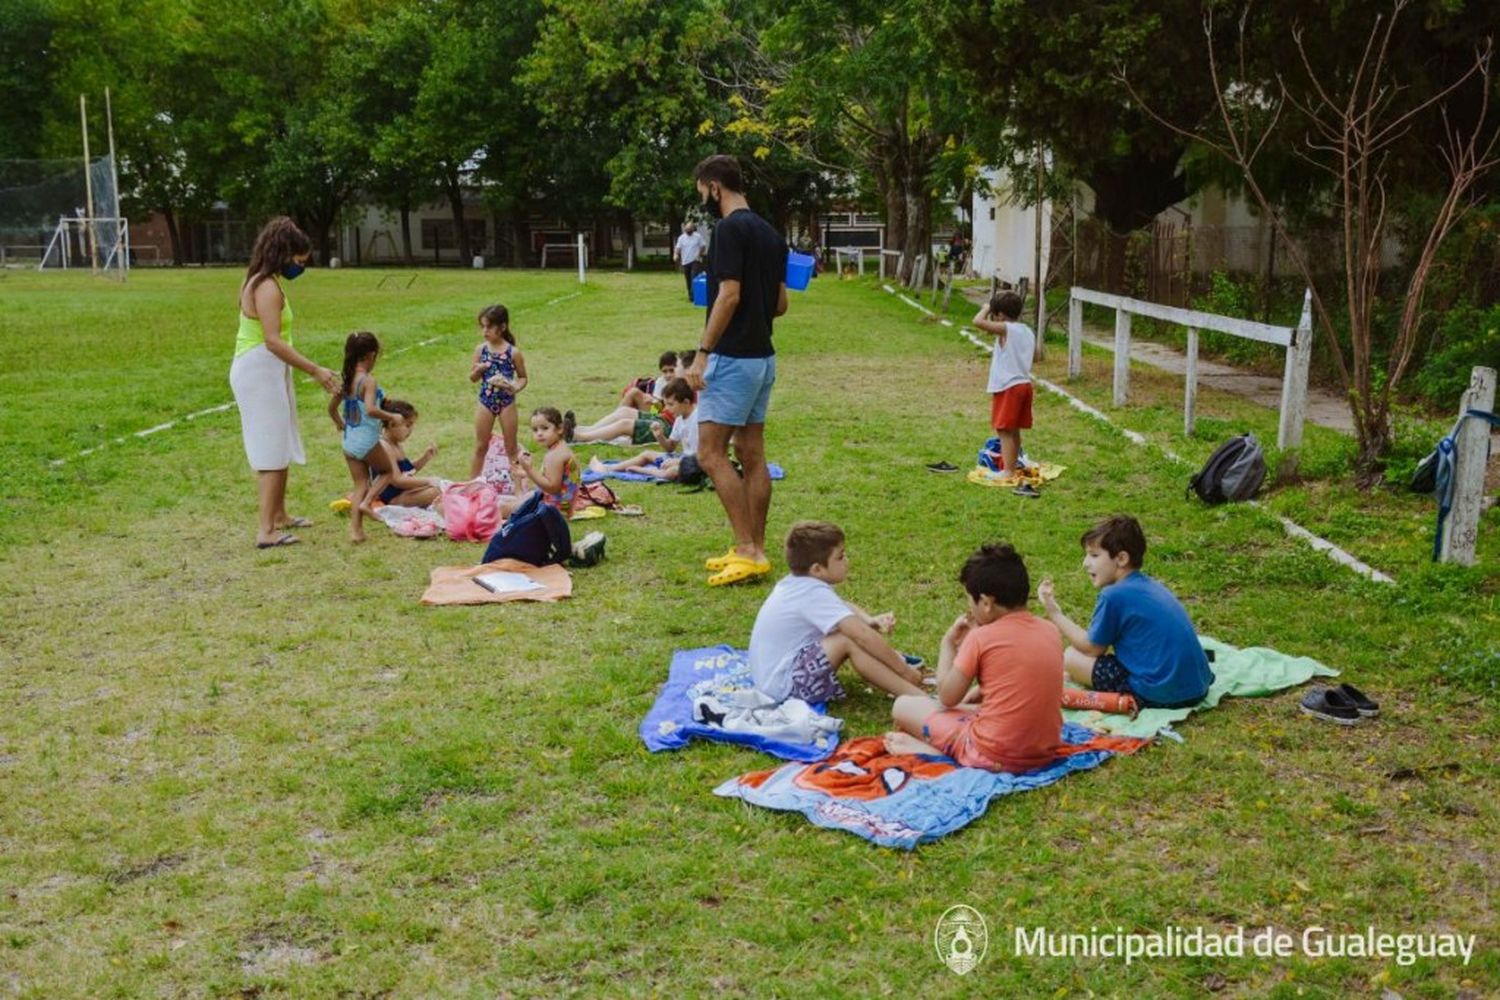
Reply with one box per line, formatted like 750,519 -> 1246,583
697,353 -> 776,426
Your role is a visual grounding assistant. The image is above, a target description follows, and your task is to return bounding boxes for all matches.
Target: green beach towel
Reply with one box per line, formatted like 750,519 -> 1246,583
1062,636 -> 1339,739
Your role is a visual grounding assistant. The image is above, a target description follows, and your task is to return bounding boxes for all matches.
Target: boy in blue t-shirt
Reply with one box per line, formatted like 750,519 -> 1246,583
1038,515 -> 1214,708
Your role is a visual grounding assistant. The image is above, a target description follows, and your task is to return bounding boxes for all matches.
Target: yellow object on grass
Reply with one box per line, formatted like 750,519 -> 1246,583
965,463 -> 1065,489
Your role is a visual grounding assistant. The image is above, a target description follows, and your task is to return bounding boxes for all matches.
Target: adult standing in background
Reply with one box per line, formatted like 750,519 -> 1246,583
230,216 -> 340,548
673,221 -> 707,302
684,155 -> 788,586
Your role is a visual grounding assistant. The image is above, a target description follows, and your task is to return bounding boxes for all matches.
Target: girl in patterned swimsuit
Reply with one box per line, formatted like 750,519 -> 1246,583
499,407 -> 579,519
468,304 -> 529,480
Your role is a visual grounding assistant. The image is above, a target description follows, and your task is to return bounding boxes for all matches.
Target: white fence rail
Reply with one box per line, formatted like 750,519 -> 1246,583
1067,286 -> 1314,450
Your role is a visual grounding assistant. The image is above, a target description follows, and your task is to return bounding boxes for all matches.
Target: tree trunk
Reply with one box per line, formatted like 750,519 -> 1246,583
442,164 -> 472,262
399,198 -> 414,264
162,206 -> 184,267
901,179 -> 932,288
882,173 -> 907,263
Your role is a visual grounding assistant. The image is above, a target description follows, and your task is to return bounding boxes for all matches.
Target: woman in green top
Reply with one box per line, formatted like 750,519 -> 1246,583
229,217 -> 341,548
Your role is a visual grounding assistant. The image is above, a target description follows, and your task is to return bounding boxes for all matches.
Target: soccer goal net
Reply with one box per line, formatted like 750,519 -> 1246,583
0,155 -> 128,279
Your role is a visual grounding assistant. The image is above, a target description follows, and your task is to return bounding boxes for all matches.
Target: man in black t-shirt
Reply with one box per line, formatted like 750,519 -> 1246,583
684,154 -> 789,586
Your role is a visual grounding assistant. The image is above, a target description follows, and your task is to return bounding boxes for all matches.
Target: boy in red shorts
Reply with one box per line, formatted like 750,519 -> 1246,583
973,290 -> 1039,497
885,542 -> 1063,773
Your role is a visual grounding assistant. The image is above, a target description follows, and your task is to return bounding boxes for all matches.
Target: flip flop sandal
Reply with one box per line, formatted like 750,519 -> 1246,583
278,516 -> 314,528
706,556 -> 770,587
569,505 -> 608,521
614,504 -> 645,516
256,533 -> 301,549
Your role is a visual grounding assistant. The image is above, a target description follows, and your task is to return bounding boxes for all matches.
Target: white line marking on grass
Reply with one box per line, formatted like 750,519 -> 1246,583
47,288 -> 585,467
390,336 -> 442,356
915,294 -> 1395,585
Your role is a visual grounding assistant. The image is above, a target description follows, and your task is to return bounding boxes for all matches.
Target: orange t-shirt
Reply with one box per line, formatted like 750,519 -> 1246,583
953,610 -> 1064,771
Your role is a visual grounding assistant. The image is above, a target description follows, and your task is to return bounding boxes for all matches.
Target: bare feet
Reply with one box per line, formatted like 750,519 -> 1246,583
587,456 -> 608,472
350,527 -> 367,544
883,731 -> 936,756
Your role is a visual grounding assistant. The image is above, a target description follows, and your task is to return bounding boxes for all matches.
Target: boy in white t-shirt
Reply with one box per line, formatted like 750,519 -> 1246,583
972,290 -> 1038,497
748,521 -> 927,704
584,378 -> 701,481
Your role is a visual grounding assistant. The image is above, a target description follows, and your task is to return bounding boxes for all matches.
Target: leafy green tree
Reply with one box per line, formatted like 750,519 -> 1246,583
0,0 -> 57,160
702,0 -> 977,283
523,0 -> 716,238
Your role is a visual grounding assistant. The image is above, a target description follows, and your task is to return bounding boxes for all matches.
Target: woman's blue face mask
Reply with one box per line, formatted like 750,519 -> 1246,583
281,263 -> 306,280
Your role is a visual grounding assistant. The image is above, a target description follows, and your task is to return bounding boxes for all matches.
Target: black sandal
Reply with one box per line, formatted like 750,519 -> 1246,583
1299,687 -> 1363,725
1336,683 -> 1380,718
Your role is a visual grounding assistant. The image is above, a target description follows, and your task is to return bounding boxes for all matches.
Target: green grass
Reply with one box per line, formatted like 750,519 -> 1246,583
0,268 -> 1496,997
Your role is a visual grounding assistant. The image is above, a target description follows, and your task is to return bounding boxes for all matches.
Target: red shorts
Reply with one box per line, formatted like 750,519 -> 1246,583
921,709 -> 1002,770
990,382 -> 1034,431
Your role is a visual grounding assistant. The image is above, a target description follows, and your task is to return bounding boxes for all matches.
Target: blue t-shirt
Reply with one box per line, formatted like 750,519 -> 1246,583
1087,571 -> 1214,705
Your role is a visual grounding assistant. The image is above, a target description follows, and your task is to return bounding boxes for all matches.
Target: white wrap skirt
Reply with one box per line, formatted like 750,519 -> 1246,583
230,345 -> 306,471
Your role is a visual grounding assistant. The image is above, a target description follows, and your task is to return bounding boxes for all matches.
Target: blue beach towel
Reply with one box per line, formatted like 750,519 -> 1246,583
584,461 -> 786,485
640,645 -> 840,762
713,724 -> 1139,850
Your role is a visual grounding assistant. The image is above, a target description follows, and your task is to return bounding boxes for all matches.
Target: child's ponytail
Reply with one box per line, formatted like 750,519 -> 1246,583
341,331 -> 381,397
478,304 -> 515,345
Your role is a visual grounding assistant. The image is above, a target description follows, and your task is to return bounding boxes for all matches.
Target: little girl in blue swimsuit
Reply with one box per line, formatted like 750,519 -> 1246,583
329,330 -> 398,543
468,304 -> 529,481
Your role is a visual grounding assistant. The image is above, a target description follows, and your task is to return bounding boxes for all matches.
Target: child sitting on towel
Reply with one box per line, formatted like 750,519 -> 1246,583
1038,515 -> 1214,708
885,543 -> 1064,772
748,521 -> 927,704
585,378 -> 699,481
366,399 -> 440,509
618,350 -> 679,412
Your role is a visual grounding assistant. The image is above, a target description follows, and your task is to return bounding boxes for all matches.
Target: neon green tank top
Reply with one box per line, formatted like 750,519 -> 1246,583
234,294 -> 293,358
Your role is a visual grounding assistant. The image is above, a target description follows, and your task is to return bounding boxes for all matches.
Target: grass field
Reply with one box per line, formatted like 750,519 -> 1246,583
1,267 -> 1496,998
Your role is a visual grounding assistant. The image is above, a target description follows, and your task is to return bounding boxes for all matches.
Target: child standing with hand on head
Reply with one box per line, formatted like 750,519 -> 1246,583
973,290 -> 1039,498
500,406 -> 580,517
328,331 -> 398,543
469,304 -> 528,480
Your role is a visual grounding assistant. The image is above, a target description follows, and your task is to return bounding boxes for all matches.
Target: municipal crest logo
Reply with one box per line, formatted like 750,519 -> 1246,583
934,904 -> 988,975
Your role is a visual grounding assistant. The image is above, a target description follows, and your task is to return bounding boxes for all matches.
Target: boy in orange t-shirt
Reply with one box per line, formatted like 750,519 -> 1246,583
885,542 -> 1063,773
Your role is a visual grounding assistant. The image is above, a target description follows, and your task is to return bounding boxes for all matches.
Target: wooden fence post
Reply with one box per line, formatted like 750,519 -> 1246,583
1035,288 -> 1048,362
1067,292 -> 1082,379
1439,365 -> 1497,566
1184,328 -> 1199,437
1277,288 -> 1314,450
1112,308 -> 1131,406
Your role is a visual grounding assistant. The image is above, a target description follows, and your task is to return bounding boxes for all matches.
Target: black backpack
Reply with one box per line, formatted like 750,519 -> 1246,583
1188,433 -> 1267,504
481,491 -> 571,566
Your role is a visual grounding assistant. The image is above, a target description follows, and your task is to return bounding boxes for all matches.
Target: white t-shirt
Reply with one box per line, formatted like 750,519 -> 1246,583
668,406 -> 700,456
674,231 -> 706,265
748,575 -> 854,700
986,321 -> 1036,393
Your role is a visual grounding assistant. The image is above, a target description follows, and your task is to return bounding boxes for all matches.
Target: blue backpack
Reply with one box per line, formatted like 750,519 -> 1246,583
481,491 -> 571,567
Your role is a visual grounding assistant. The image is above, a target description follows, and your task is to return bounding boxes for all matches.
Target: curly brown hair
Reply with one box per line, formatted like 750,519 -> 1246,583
245,216 -> 312,292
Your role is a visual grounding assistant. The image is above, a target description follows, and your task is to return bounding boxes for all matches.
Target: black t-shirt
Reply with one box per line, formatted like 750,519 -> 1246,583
705,208 -> 787,358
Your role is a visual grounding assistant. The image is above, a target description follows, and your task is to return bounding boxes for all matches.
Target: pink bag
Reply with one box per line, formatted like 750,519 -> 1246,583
441,480 -> 501,542
480,435 -> 516,495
